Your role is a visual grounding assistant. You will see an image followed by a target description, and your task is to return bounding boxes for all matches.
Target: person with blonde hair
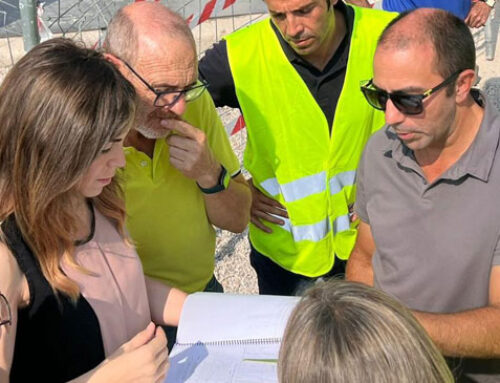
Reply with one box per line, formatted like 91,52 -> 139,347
0,38 -> 185,383
278,280 -> 454,383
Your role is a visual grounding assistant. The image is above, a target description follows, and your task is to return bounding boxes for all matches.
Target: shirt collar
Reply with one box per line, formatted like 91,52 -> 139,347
387,90 -> 500,182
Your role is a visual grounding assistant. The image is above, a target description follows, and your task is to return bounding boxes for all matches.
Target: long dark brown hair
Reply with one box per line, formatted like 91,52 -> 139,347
0,38 -> 136,299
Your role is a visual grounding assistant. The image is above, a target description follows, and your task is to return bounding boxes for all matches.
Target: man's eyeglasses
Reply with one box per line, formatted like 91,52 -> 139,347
121,60 -> 208,108
360,70 -> 463,115
0,292 -> 12,327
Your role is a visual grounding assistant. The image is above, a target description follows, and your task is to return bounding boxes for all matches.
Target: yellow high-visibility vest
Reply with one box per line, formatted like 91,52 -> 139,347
226,6 -> 396,276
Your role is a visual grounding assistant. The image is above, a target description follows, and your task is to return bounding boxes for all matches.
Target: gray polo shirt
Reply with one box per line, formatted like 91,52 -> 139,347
355,95 -> 500,380
356,94 -> 500,313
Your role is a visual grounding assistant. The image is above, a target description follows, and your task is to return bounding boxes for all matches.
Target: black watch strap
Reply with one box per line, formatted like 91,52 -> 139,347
197,165 -> 230,194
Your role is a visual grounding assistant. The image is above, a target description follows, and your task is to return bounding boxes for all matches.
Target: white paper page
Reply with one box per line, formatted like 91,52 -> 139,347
165,293 -> 299,383
166,342 -> 280,383
175,293 -> 299,344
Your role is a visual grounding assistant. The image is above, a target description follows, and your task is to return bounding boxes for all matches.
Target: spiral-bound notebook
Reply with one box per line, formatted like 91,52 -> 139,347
165,292 -> 299,383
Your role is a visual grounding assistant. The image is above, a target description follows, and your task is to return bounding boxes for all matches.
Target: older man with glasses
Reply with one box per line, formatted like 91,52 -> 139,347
347,8 -> 500,382
103,2 -> 251,350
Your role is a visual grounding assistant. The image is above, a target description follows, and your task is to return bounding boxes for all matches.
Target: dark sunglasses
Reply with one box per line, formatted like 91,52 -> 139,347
360,70 -> 463,115
120,59 -> 208,108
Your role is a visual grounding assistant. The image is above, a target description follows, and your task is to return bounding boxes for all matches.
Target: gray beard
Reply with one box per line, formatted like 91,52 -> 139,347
135,125 -> 168,140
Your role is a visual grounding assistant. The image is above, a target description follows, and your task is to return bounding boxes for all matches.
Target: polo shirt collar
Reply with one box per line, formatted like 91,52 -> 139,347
387,90 -> 500,182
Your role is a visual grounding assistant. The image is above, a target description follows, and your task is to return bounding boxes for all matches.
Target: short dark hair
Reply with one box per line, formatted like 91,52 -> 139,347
378,9 -> 475,80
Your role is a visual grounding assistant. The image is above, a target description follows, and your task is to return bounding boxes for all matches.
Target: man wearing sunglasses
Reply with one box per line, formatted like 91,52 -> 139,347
199,0 -> 396,296
347,9 -> 500,381
104,2 -> 251,348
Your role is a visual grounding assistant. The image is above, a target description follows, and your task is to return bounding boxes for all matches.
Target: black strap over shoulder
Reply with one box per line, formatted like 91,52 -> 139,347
2,215 -> 106,383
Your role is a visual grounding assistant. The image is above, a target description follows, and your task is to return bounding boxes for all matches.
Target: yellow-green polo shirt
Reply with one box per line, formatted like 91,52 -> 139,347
122,91 -> 240,293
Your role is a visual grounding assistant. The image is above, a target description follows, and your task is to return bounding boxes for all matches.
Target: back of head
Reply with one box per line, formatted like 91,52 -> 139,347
377,8 -> 475,80
278,280 -> 454,383
104,2 -> 195,64
0,38 -> 136,299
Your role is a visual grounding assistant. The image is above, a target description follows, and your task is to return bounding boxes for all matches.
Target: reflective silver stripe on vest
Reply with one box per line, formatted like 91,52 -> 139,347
269,214 -> 350,242
329,170 -> 356,195
260,170 -> 356,240
333,214 -> 350,234
270,214 -> 331,242
260,170 -> 355,202
280,171 -> 326,202
260,177 -> 280,197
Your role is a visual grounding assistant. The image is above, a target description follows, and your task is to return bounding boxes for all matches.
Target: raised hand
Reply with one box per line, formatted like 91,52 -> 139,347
163,118 -> 221,188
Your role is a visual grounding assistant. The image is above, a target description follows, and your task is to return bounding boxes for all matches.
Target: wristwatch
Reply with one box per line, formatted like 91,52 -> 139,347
197,165 -> 230,194
481,0 -> 496,8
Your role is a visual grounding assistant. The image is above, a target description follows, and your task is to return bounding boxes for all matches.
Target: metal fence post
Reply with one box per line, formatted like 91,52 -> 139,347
19,0 -> 40,52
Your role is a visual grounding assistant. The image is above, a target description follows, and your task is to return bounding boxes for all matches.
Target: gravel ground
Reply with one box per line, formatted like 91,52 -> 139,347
214,108 -> 257,294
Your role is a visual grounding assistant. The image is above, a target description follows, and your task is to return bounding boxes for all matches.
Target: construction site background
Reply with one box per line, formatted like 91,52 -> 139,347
0,0 -> 499,294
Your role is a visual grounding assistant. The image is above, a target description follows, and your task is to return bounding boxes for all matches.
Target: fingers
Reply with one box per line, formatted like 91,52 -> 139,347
122,322 -> 156,352
153,327 -> 169,380
167,132 -> 201,152
155,353 -> 170,383
251,211 -> 288,233
252,200 -> 288,220
251,185 -> 288,218
155,338 -> 170,383
350,212 -> 358,223
248,177 -> 289,232
476,13 -> 488,27
139,326 -> 168,382
148,326 -> 167,355
465,3 -> 490,28
168,144 -> 190,162
468,13 -> 482,28
251,197 -> 288,233
164,120 -> 219,182
251,215 -> 273,233
254,195 -> 288,217
465,6 -> 479,27
253,208 -> 286,224
161,118 -> 199,139
249,180 -> 286,210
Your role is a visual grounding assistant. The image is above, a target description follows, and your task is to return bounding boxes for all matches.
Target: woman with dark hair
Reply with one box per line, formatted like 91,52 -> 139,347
0,38 -> 185,383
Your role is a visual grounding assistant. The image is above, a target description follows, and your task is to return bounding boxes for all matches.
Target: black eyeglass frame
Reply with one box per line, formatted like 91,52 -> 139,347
360,70 -> 464,115
121,60 -> 208,108
0,292 -> 12,327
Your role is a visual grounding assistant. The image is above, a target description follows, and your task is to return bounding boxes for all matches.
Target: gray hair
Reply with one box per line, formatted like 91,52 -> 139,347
278,280 -> 454,383
103,7 -> 138,64
104,2 -> 195,64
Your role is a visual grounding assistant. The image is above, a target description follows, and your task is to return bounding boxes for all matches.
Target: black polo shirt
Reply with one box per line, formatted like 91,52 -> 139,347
198,2 -> 355,129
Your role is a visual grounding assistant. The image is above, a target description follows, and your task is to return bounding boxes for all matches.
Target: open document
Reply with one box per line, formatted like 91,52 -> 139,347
165,292 -> 299,383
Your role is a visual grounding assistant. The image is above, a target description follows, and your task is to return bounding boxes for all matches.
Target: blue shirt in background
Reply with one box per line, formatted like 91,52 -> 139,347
382,0 -> 471,19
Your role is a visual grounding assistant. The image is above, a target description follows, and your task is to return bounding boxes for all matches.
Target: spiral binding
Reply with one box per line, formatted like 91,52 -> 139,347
176,337 -> 282,347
